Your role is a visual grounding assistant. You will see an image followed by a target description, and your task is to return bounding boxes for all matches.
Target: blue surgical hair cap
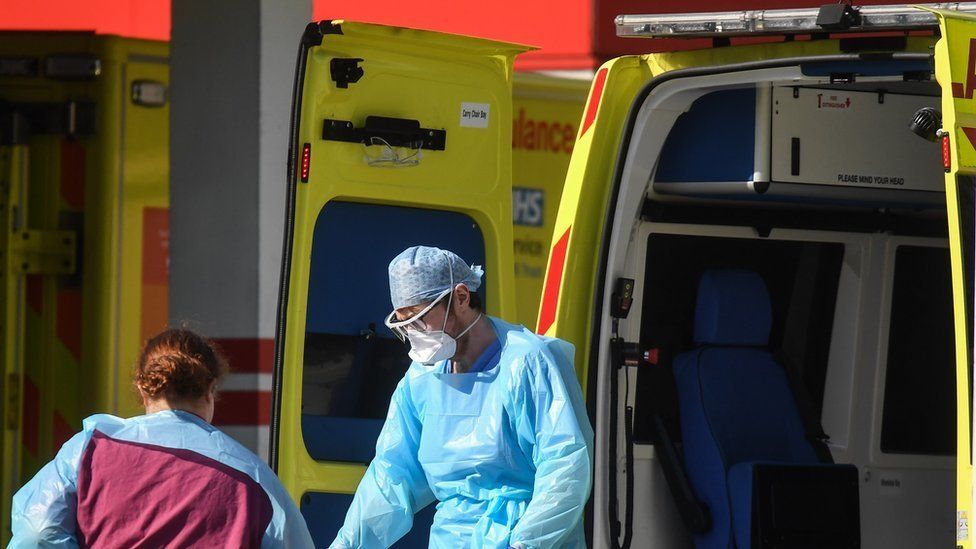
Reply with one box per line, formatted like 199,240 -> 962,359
388,246 -> 484,310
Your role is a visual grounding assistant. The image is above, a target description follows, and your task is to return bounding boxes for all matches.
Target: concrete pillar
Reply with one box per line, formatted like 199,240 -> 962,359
170,0 -> 311,457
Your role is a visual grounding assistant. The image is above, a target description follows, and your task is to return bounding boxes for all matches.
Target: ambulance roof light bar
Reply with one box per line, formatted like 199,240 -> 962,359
615,3 -> 976,38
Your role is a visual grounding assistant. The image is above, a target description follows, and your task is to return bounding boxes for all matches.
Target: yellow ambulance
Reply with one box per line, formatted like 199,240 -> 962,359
273,5 -> 976,548
0,33 -> 169,540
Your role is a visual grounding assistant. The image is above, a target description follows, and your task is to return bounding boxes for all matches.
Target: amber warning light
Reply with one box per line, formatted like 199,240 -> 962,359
301,143 -> 311,182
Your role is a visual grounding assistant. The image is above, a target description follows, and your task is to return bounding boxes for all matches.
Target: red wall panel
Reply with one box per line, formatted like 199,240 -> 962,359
0,0 -> 170,41
313,0 -> 596,70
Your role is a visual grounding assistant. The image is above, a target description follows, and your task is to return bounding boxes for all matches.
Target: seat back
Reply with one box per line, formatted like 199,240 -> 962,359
673,268 -> 821,548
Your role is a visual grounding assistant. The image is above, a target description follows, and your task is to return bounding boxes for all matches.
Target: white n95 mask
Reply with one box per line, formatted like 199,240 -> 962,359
406,329 -> 457,365
406,311 -> 483,366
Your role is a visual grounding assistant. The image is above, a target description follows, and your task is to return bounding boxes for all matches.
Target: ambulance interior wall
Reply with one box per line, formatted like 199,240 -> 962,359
653,83 -> 943,205
619,79 -> 954,548
629,227 -> 955,548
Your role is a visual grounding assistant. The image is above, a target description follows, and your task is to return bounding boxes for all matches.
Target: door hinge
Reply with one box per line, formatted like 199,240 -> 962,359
8,230 -> 76,275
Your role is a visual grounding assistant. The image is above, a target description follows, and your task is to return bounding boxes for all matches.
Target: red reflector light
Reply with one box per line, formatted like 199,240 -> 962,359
942,133 -> 951,172
644,348 -> 660,365
579,68 -> 608,139
300,143 -> 311,182
537,227 -> 571,335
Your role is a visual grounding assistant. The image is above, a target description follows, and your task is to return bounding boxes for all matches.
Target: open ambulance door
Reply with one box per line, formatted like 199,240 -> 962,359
0,145 -> 28,540
0,141 -> 76,542
931,8 -> 976,549
269,21 -> 528,547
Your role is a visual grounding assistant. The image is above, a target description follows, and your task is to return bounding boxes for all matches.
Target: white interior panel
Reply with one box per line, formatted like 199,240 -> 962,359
770,87 -> 941,191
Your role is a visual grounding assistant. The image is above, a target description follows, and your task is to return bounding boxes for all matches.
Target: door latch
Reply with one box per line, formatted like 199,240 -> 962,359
331,58 -> 364,89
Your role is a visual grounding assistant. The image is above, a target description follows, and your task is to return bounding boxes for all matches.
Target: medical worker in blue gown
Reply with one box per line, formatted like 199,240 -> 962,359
330,246 -> 593,549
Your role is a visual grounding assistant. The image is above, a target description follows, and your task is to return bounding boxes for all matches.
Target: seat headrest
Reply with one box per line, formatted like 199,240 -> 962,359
694,268 -> 772,347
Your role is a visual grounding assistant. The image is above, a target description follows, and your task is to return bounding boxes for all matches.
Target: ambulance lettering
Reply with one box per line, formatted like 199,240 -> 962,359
880,474 -> 903,497
816,93 -> 851,109
836,173 -> 905,186
513,187 -> 544,227
512,108 -> 576,154
460,102 -> 490,128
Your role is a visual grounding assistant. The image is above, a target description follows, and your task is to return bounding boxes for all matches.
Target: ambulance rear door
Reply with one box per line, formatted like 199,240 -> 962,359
919,8 -> 976,549
270,21 -> 528,547
0,144 -> 28,541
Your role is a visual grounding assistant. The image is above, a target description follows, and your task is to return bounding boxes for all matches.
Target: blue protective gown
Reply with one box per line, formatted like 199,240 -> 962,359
330,317 -> 594,549
9,410 -> 314,548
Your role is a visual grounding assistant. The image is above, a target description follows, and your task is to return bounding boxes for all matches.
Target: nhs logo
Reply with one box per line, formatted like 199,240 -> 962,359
513,188 -> 544,227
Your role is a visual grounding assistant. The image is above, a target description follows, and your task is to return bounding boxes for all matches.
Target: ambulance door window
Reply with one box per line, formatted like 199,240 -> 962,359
880,245 -> 955,456
301,201 -> 486,463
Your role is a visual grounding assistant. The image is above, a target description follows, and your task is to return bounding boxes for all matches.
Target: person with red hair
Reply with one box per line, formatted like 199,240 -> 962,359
9,328 -> 314,548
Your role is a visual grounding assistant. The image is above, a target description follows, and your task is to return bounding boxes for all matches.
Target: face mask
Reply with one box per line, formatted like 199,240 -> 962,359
406,288 -> 483,365
406,329 -> 457,366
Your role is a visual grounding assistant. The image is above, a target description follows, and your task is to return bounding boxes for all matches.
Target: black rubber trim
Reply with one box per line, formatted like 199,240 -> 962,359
607,339 -> 622,546
269,21 -> 326,472
790,137 -> 801,176
642,200 -> 948,237
321,21 -> 344,36
839,35 -> 909,53
585,51 -> 932,546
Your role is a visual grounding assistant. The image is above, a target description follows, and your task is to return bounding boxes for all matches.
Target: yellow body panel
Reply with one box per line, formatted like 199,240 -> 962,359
928,10 -> 976,547
109,42 -> 170,418
277,21 -> 528,501
0,33 -> 169,540
511,73 -> 588,329
536,56 -> 650,388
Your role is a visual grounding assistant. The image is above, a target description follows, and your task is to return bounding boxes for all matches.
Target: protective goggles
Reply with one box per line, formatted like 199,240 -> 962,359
384,288 -> 452,342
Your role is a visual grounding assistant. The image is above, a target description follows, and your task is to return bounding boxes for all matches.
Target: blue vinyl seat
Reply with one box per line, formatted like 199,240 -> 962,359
673,268 -> 859,549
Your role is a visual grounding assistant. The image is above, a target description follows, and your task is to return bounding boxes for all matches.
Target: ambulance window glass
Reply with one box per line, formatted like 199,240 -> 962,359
301,201 -> 486,463
881,245 -> 955,456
